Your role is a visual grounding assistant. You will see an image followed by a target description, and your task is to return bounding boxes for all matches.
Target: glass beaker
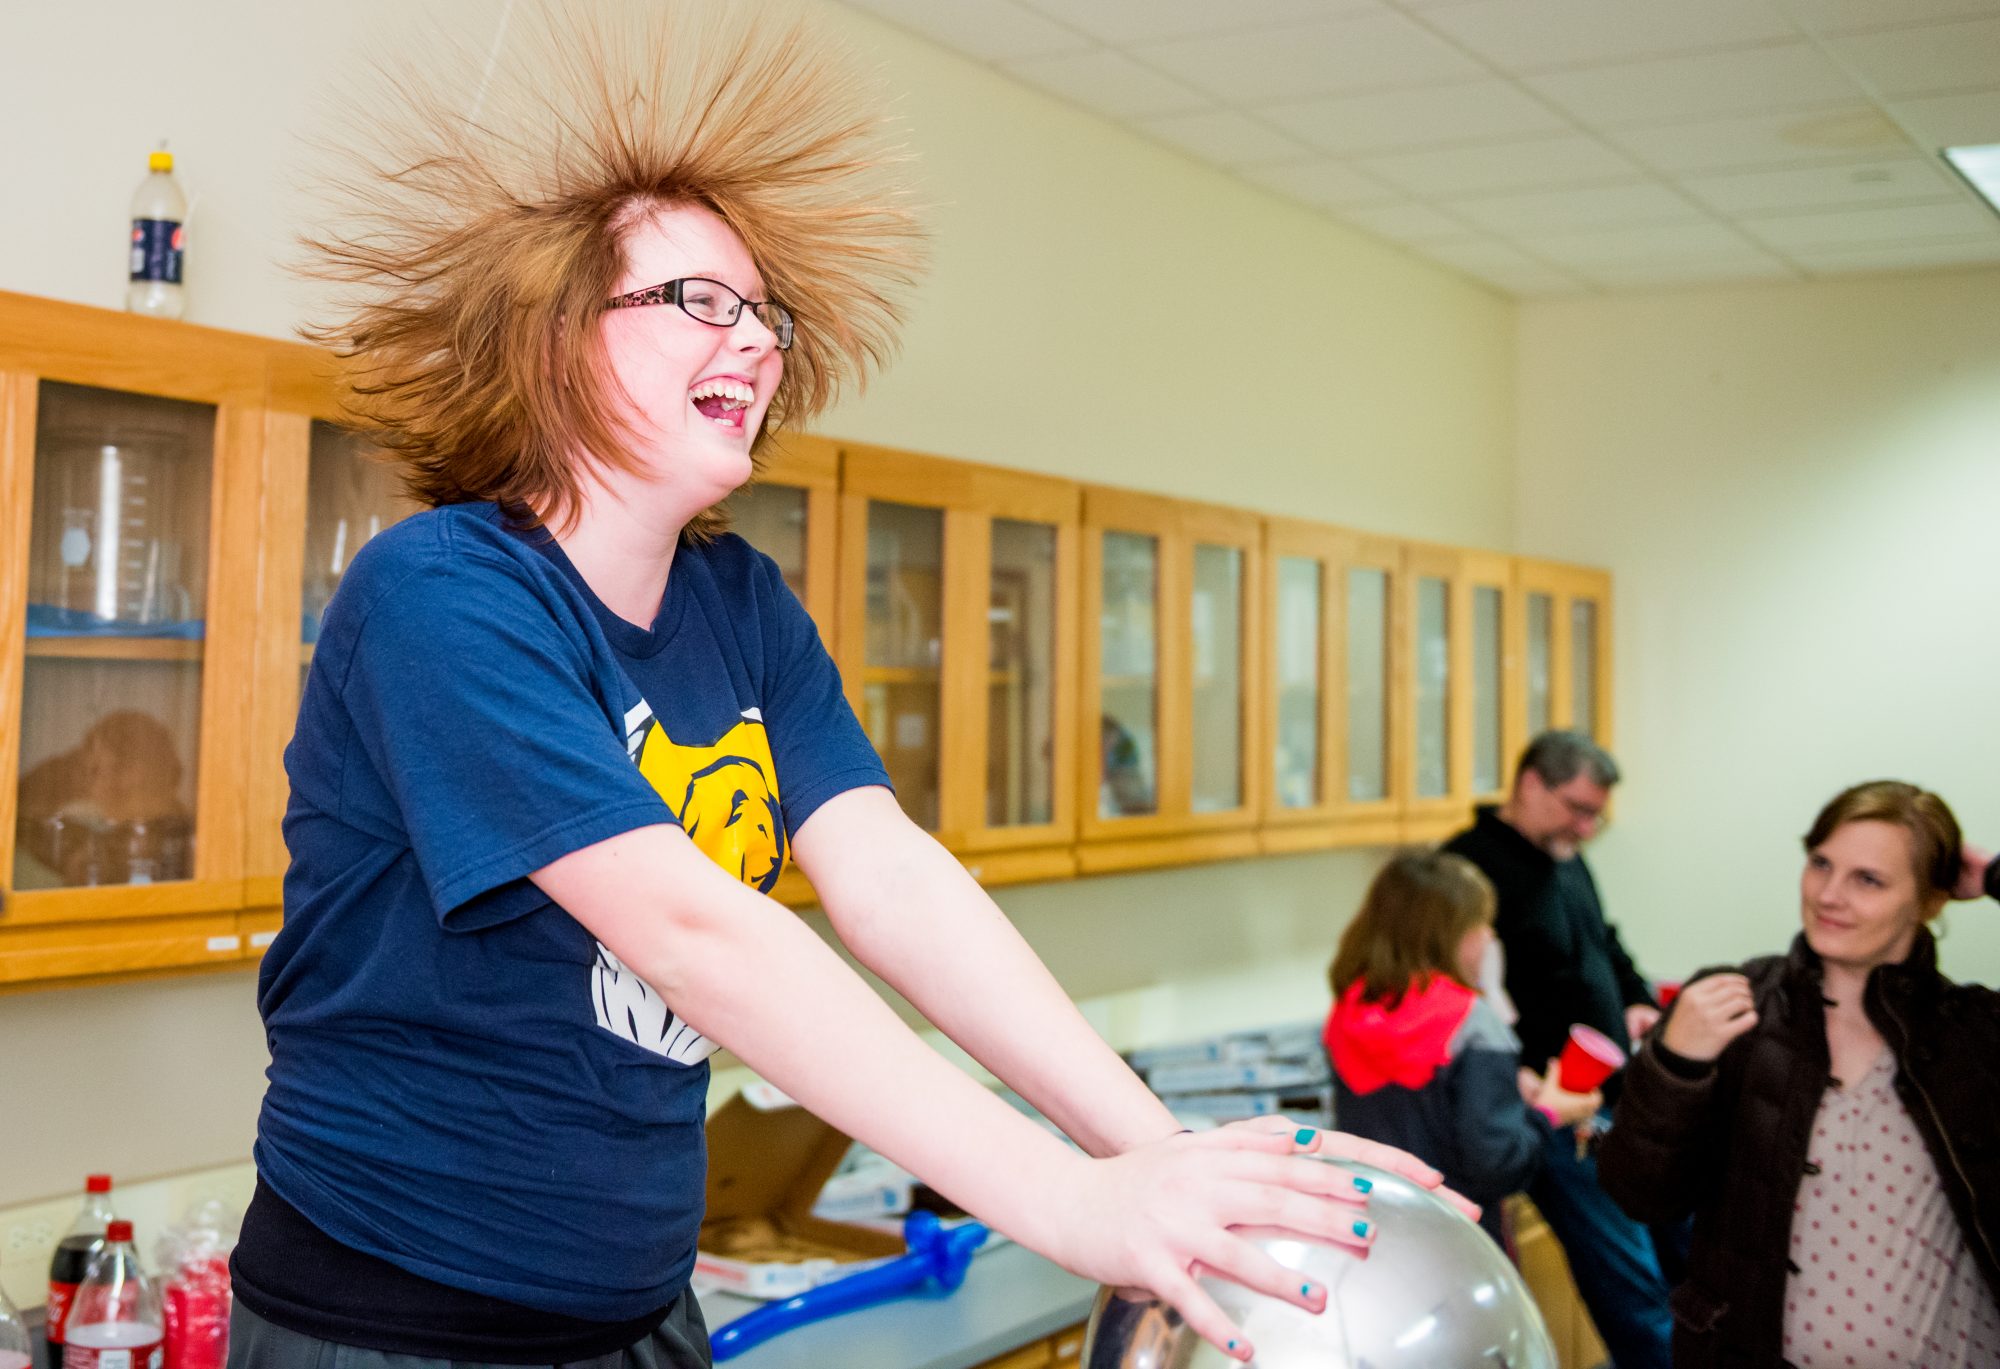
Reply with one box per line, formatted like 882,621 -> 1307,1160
34,429 -> 188,624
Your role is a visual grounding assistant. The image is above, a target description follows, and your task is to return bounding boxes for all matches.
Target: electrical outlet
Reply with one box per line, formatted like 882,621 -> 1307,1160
5,1218 -> 54,1258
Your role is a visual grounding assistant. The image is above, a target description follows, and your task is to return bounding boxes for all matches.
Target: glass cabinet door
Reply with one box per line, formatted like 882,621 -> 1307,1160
1571,598 -> 1599,741
859,500 -> 945,831
842,447 -> 1078,879
302,423 -> 417,676
1461,551 -> 1516,803
1345,565 -> 1391,805
1271,555 -> 1323,812
1189,543 -> 1245,814
15,382 -> 213,891
987,518 -> 1060,831
730,482 -> 809,603
1097,529 -> 1160,819
1525,590 -> 1554,739
1472,585 -> 1505,794
1412,572 -> 1452,802
1517,561 -> 1612,749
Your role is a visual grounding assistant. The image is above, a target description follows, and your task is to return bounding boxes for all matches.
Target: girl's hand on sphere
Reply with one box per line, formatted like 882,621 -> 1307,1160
1039,1119 -> 1476,1362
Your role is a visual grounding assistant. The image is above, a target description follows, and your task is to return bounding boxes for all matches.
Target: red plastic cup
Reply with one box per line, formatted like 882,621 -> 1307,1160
1656,982 -> 1683,1009
1557,1024 -> 1627,1092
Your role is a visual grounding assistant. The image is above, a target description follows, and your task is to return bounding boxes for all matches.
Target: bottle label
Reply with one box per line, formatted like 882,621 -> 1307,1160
129,219 -> 183,284
46,1279 -> 79,1342
60,1335 -> 163,1369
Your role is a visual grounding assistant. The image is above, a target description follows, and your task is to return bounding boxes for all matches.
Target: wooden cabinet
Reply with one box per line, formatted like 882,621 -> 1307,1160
1398,544 -> 1530,841
0,291 -> 1615,990
1079,488 -> 1262,873
728,434 -> 842,908
1259,520 -> 1406,850
836,444 -> 1079,888
970,1320 -> 1087,1369
1516,560 -> 1613,749
1511,1197 -> 1611,1369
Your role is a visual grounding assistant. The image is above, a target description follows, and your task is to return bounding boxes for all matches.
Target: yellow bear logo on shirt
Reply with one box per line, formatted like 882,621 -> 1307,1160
632,713 -> 787,894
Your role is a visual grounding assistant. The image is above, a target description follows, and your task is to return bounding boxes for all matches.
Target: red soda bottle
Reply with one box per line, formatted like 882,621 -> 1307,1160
61,1220 -> 163,1369
46,1175 -> 118,1366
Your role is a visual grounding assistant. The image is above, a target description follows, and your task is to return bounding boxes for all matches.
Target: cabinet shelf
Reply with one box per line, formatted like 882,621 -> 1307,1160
862,665 -> 941,684
25,636 -> 206,662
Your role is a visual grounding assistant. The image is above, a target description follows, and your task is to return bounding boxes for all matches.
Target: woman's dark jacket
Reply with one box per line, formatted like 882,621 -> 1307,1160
1597,929 -> 2000,1367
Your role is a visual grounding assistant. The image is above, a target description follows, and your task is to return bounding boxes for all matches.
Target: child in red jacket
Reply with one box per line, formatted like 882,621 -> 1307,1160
1325,850 -> 1600,1246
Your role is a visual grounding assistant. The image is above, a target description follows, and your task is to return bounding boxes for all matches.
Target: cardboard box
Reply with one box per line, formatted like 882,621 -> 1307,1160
694,1082 -> 906,1300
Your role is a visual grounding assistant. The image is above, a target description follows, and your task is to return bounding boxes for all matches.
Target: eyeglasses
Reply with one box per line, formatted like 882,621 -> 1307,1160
604,277 -> 795,350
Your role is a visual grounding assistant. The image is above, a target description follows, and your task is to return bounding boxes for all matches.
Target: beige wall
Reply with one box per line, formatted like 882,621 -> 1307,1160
1517,266 -> 2000,986
0,1 -> 1515,1207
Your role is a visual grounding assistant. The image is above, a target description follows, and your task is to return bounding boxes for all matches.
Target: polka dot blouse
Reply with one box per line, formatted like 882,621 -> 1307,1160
1783,1048 -> 2000,1368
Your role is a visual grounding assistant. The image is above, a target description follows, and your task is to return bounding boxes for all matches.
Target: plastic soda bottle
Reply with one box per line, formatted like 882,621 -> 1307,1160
47,1175 -> 118,1366
127,147 -> 186,319
61,1220 -> 163,1369
0,1276 -> 31,1369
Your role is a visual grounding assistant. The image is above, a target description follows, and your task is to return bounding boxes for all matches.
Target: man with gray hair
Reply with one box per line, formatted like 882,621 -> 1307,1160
1444,730 -> 1672,1369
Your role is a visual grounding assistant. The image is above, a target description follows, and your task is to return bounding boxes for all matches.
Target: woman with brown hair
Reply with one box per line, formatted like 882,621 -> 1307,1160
231,6 -> 1456,1368
1600,781 -> 2000,1368
1325,850 -> 1602,1247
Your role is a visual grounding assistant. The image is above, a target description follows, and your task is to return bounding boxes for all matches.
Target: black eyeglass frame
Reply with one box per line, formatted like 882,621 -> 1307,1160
603,277 -> 795,350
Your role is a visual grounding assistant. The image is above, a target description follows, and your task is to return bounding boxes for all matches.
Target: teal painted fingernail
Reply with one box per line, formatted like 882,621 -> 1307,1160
1353,1218 -> 1372,1238
1353,1176 -> 1373,1194
1227,1340 -> 1239,1352
1301,1282 -> 1316,1297
1294,1126 -> 1316,1145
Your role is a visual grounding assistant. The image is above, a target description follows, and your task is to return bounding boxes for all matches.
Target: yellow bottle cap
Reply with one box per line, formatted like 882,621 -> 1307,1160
149,150 -> 174,172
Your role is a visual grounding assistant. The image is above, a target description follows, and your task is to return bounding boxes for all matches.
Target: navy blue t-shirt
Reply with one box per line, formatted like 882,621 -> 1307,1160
251,502 -> 888,1322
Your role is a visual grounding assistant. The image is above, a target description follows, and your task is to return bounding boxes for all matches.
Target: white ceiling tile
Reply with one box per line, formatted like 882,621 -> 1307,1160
1240,159 -> 1402,208
1578,255 -> 1802,288
1002,49 -> 1214,120
1135,110 -> 1319,167
1788,236 -> 2000,273
1825,18 -> 2000,98
1357,134 -> 1640,197
1337,200 -> 1484,243
837,0 -> 1092,61
1417,0 -> 1797,72
1525,42 -> 1861,126
1522,221 -> 1770,268
1681,155 -> 1963,213
1741,198 -> 2000,249
1133,11 -> 1483,105
1608,105 -> 1915,172
1013,0 -> 1376,46
1780,0 -> 2000,36
1887,90 -> 2000,147
1446,182 -> 1708,234
1261,80 -> 1571,157
1416,241 -> 1593,295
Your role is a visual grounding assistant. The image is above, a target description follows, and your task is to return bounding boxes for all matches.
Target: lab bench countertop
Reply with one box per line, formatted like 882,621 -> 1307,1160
700,1241 -> 1098,1369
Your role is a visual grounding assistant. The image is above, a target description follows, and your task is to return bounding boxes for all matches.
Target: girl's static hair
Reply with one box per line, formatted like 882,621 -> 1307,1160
1329,850 -> 1497,1007
298,0 -> 924,538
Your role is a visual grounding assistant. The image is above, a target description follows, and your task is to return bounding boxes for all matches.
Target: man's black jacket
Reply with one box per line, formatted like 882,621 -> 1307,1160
1443,804 -> 1654,1071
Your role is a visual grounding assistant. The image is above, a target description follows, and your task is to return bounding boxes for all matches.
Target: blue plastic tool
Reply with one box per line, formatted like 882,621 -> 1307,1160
709,1210 -> 990,1361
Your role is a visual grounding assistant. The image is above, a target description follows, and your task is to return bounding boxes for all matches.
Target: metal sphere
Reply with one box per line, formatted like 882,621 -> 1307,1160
1081,1161 -> 1557,1369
